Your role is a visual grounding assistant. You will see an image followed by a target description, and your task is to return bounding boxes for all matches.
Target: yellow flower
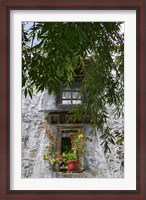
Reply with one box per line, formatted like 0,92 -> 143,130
51,158 -> 56,164
78,134 -> 83,139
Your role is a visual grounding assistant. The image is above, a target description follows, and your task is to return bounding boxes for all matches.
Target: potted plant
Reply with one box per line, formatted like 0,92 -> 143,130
62,152 -> 80,172
63,130 -> 89,171
44,127 -> 93,173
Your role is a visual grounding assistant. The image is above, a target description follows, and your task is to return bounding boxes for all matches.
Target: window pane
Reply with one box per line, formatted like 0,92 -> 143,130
61,138 -> 72,153
62,92 -> 71,99
72,100 -> 81,104
72,92 -> 81,99
62,100 -> 72,104
72,81 -> 81,89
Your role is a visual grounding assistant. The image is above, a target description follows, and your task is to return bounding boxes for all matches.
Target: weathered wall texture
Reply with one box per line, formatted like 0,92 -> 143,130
22,91 -> 124,178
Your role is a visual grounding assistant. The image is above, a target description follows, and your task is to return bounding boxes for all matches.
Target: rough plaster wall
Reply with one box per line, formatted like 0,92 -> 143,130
104,106 -> 124,178
22,92 -> 124,178
22,92 -> 46,178
38,89 -> 56,111
30,124 -> 111,178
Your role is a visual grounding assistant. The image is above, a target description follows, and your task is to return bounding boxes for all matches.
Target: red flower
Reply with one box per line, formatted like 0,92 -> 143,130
89,138 -> 93,142
69,133 -> 74,138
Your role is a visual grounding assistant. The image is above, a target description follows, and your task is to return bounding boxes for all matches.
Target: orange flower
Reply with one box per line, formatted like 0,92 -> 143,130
58,157 -> 63,161
69,133 -> 74,138
78,129 -> 83,133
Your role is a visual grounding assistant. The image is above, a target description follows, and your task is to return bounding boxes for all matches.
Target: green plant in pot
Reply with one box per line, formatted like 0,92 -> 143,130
44,127 -> 93,172
66,130 -> 93,171
62,152 -> 80,172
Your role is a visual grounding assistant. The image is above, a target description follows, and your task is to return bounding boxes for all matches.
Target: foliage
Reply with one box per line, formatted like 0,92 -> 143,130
44,128 -> 93,167
100,127 -> 124,154
43,128 -> 63,165
62,152 -> 78,163
61,138 -> 72,153
69,129 -> 93,160
23,22 -> 124,151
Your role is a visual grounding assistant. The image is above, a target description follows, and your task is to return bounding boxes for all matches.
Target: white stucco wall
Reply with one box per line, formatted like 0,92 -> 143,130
22,91 -> 124,178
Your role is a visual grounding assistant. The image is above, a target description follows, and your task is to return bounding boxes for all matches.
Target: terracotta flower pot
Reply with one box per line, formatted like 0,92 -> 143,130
67,160 -> 80,172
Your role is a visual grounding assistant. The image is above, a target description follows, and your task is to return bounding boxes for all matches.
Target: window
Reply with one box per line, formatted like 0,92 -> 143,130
61,129 -> 78,153
61,80 -> 82,105
56,125 -> 85,171
57,127 -> 80,153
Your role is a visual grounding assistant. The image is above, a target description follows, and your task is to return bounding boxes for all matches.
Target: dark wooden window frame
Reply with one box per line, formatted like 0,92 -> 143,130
62,83 -> 82,104
57,79 -> 83,105
56,124 -> 84,170
56,124 -> 83,153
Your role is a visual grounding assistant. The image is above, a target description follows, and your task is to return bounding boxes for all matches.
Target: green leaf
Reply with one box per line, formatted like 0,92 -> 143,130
24,88 -> 27,97
116,137 -> 124,145
108,137 -> 115,145
28,88 -> 33,99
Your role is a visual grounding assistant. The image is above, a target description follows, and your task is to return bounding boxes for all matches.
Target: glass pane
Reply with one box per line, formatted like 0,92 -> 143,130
61,138 -> 72,153
72,100 -> 81,104
72,81 -> 81,89
62,92 -> 71,99
62,100 -> 72,104
72,92 -> 81,99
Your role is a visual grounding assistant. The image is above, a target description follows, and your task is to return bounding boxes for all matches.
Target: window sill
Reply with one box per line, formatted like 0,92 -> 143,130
58,168 -> 84,173
57,104 -> 79,110
55,169 -> 86,178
